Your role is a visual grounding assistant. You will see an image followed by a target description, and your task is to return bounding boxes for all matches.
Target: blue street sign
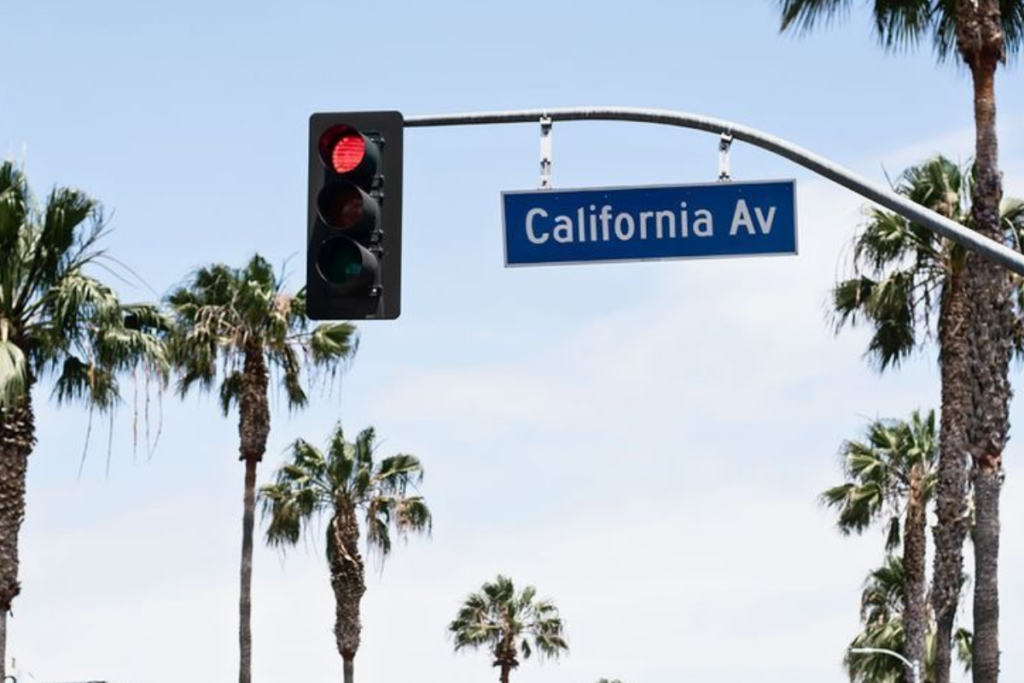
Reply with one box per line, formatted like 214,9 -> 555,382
502,180 -> 797,266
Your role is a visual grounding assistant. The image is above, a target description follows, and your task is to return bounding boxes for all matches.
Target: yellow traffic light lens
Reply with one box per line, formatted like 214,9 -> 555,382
319,184 -> 364,230
317,181 -> 379,234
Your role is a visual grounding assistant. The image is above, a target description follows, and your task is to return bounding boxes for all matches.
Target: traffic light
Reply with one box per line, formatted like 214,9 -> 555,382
307,111 -> 403,320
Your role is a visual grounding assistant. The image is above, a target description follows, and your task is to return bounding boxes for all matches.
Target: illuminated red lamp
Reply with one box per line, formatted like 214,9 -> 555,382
318,125 -> 377,179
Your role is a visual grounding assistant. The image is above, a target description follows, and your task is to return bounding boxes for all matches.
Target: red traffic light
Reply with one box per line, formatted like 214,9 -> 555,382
319,125 -> 376,176
307,111 -> 403,321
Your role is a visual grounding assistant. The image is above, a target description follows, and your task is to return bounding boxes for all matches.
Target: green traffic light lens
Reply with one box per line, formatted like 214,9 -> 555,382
316,238 -> 376,292
319,239 -> 362,284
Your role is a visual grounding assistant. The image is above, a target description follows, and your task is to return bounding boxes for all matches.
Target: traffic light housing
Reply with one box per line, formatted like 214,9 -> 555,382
307,111 -> 403,320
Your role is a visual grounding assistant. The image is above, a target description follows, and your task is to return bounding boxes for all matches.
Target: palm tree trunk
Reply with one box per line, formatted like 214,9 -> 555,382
964,52 -> 1010,683
238,348 -> 270,683
499,663 -> 511,683
332,504 -> 365,683
239,455 -> 257,683
932,267 -> 971,683
0,609 -> 6,679
0,393 -> 35,683
973,460 -> 1002,683
903,462 -> 928,679
970,458 -> 1003,683
955,4 -> 1013,683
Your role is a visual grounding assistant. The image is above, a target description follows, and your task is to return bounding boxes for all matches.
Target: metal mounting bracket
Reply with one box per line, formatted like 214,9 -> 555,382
718,132 -> 733,181
540,115 -> 553,189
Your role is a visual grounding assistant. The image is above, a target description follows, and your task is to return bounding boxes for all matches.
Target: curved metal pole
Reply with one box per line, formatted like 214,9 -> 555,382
850,646 -> 921,683
406,107 -> 1024,276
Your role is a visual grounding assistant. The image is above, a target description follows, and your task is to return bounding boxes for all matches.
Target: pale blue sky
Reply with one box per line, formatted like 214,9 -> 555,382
4,1 -> 1024,682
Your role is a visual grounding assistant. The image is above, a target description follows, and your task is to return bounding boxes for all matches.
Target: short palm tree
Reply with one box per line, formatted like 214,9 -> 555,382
777,5 -> 1024,680
261,423 -> 431,683
823,409 -> 938,678
449,575 -> 569,683
0,161 -> 168,679
846,556 -> 973,683
166,256 -> 357,683
828,155 -> 1024,681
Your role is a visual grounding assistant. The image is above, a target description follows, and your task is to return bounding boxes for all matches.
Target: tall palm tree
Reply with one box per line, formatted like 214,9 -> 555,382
449,575 -> 569,683
823,410 -> 938,678
0,161 -> 168,680
826,155 -> 1024,683
777,7 -> 1024,682
845,556 -> 973,683
166,256 -> 356,683
261,424 -> 431,683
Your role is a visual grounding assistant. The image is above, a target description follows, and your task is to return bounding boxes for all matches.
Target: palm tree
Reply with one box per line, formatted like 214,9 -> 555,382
776,7 -> 1024,682
449,575 -> 569,683
846,556 -> 973,683
0,161 -> 168,680
826,155 -> 1024,683
823,410 -> 938,677
261,424 -> 431,683
166,256 -> 356,683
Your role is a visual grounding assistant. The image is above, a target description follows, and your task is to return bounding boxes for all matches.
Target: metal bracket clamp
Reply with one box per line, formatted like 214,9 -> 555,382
718,132 -> 733,181
540,115 -> 553,189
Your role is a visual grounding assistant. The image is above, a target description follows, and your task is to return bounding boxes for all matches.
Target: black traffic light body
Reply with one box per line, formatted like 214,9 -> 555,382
307,111 -> 403,320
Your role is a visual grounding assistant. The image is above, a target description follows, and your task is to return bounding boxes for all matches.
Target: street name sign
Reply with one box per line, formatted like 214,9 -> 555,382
502,179 -> 797,266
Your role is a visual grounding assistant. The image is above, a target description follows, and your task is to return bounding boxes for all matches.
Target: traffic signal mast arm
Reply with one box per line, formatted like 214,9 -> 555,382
405,107 -> 1024,277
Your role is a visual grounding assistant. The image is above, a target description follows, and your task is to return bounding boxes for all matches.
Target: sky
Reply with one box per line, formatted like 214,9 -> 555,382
3,1 -> 1024,682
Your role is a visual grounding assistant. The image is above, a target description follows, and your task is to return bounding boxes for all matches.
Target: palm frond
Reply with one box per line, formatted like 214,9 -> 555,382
884,514 -> 902,552
0,336 -> 29,409
872,0 -> 934,52
218,371 -> 244,416
954,626 -> 973,672
0,162 -> 31,310
24,187 -> 103,305
375,453 -> 426,494
272,342 -> 308,410
260,483 -> 305,547
860,270 -> 918,370
326,423 -> 356,488
43,270 -> 119,336
310,322 -> 358,366
50,355 -> 118,410
1003,0 -> 1024,61
260,438 -> 331,547
777,0 -> 854,34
